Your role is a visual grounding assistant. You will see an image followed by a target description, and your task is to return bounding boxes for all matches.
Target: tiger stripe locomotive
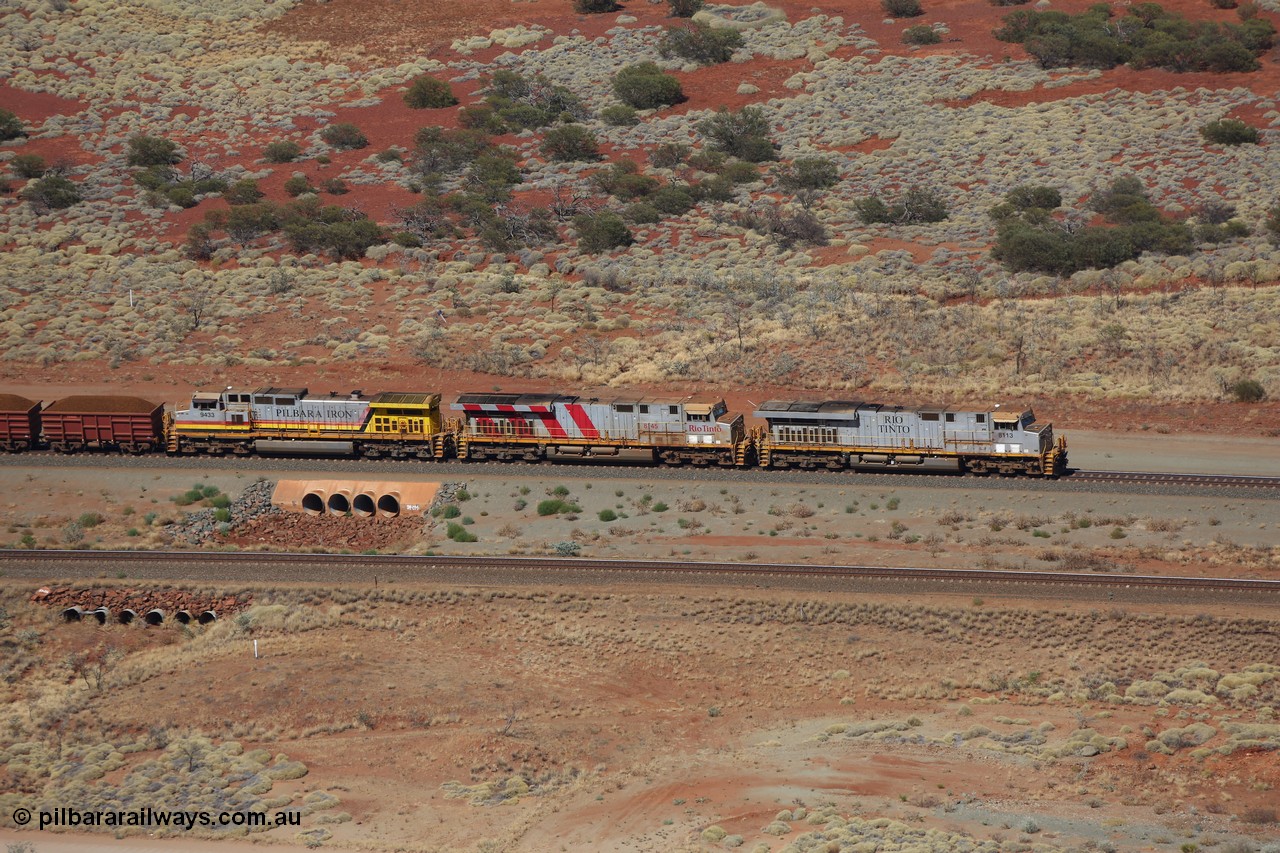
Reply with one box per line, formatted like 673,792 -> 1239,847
0,384 -> 1068,477
453,393 -> 749,466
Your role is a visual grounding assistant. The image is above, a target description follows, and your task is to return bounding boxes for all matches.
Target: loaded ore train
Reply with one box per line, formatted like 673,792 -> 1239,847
0,385 -> 1069,477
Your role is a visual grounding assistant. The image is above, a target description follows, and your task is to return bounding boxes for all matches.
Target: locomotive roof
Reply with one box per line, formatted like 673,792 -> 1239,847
372,392 -> 440,405
454,393 -> 724,408
757,400 -> 866,414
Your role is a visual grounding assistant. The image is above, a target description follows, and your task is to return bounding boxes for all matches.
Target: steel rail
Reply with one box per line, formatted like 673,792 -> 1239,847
1068,470 -> 1280,488
3,549 -> 1278,593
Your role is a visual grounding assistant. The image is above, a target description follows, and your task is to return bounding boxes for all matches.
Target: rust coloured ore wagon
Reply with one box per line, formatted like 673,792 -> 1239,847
0,393 -> 41,451
40,396 -> 165,453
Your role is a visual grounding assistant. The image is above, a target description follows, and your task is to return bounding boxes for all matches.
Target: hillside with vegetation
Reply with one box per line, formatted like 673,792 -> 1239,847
0,0 -> 1278,410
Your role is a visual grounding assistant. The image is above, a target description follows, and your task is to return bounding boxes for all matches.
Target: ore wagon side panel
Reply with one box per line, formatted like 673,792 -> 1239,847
0,394 -> 40,451
42,396 -> 164,451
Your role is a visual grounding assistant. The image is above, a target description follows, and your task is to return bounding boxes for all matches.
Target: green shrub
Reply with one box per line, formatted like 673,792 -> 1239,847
283,175 -> 313,197
992,176 -> 1192,274
1200,118 -> 1259,145
601,104 -> 640,126
126,134 -> 182,166
446,522 -> 477,542
777,156 -> 839,190
405,74 -> 458,109
649,185 -> 695,215
554,541 -> 582,556
320,123 -> 369,150
541,125 -> 599,161
441,504 -> 461,518
651,142 -> 690,170
625,202 -> 662,223
652,501 -> 669,512
11,153 -> 47,179
21,174 -> 81,211
613,62 -> 684,109
995,4 -> 1273,71
883,0 -> 924,16
263,141 -> 303,163
391,230 -> 422,247
0,107 -> 25,141
78,512 -> 103,528
1228,378 -> 1266,402
214,508 -> 231,522
903,24 -> 942,44
697,106 -> 777,162
321,177 -> 348,195
574,211 -> 633,253
375,147 -> 403,163
537,499 -> 582,515
224,179 -> 264,205
573,0 -> 618,10
210,494 -> 231,508
668,0 -> 704,15
598,509 -> 619,522
854,186 -> 948,224
659,21 -> 743,64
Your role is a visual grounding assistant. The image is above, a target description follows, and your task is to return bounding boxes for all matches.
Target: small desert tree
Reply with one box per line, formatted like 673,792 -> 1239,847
22,174 -> 81,211
573,0 -> 619,11
320,123 -> 369,150
0,107 -> 26,141
1200,118 -> 1259,145
404,74 -> 458,109
1229,378 -> 1266,402
613,62 -> 684,109
574,211 -> 634,253
263,140 -> 303,163
659,21 -> 744,64
697,106 -> 777,162
126,134 -> 182,167
668,0 -> 704,15
777,157 -> 839,191
541,124 -> 599,161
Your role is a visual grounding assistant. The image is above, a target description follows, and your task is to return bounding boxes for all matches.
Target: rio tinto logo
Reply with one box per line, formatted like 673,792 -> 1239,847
686,424 -> 720,434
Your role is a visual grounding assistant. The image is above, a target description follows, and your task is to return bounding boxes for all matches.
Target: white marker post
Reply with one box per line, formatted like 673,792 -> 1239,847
253,639 -> 259,659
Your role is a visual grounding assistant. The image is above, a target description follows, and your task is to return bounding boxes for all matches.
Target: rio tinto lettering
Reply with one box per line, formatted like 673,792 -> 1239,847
878,414 -> 910,435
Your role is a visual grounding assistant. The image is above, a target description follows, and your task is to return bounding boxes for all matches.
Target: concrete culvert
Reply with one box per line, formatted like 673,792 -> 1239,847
302,492 -> 325,516
175,610 -> 192,625
198,610 -> 217,624
143,609 -> 164,625
62,606 -> 84,623
90,607 -> 109,625
327,491 -> 351,515
377,492 -> 401,518
352,492 -> 376,518
118,609 -> 137,625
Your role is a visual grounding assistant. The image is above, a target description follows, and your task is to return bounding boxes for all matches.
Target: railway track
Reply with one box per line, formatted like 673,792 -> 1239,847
1068,470 -> 1280,489
3,549 -> 1278,594
2,452 -> 1277,494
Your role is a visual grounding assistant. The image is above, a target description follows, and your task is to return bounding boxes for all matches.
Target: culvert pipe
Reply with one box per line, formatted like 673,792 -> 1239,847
90,607 -> 109,625
143,609 -> 164,625
175,610 -> 192,625
62,606 -> 84,623
327,489 -> 352,516
352,492 -> 376,518
118,609 -> 137,625
377,491 -> 401,518
301,491 -> 326,516
197,610 -> 217,624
